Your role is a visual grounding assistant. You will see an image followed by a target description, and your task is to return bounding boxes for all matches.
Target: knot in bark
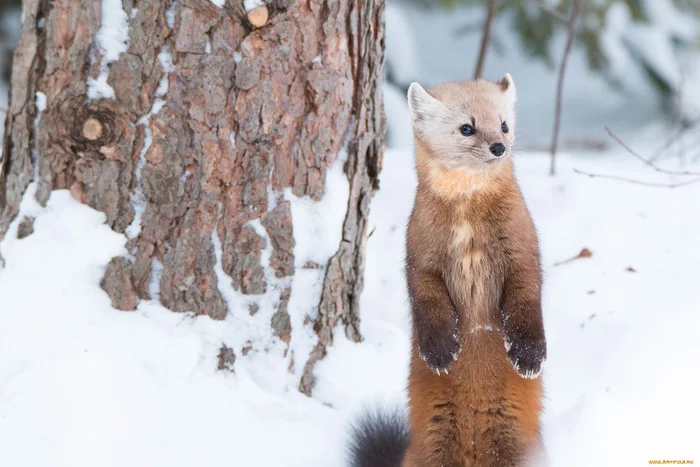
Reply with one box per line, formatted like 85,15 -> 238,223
48,97 -> 129,157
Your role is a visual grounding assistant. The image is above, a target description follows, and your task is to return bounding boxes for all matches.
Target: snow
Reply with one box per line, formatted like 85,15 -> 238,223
0,186 -> 344,467
94,0 -> 130,63
323,146 -> 700,464
284,150 -> 351,375
285,154 -> 349,276
125,48 -> 173,239
124,119 -> 150,239
244,0 -> 266,12
1,2 -> 699,465
32,92 -> 47,181
87,74 -> 117,100
2,136 -> 699,465
34,92 -> 46,112
165,4 -> 176,29
87,0 -> 130,100
155,48 -> 175,97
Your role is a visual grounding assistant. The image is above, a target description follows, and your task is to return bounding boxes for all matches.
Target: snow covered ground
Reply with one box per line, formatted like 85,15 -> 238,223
2,1 -> 700,465
1,140 -> 699,466
334,145 -> 700,466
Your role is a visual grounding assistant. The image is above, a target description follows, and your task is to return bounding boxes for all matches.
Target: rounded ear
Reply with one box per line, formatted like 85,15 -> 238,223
498,73 -> 516,105
407,82 -> 442,134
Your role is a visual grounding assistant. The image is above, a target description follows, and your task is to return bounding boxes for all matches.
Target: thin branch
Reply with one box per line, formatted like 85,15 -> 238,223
573,168 -> 700,188
533,0 -> 569,23
549,0 -> 584,176
473,0 -> 499,80
605,126 -> 700,176
649,119 -> 700,163
0,106 -> 8,114
553,247 -> 592,267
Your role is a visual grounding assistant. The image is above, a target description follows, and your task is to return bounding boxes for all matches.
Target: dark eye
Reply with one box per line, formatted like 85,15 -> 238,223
460,124 -> 474,136
501,122 -> 509,133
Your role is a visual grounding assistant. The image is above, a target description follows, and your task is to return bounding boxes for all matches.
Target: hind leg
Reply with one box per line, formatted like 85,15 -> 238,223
473,373 -> 544,466
478,423 -> 545,467
473,413 -> 528,467
404,399 -> 464,466
405,357 -> 466,467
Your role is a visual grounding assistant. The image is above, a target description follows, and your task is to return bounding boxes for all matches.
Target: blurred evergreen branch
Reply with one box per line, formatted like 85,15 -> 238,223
400,0 -> 700,102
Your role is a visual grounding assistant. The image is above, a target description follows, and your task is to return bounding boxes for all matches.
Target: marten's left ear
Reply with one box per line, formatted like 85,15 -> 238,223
499,73 -> 516,106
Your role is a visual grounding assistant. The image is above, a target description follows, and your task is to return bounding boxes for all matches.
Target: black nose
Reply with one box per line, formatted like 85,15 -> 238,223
490,143 -> 506,157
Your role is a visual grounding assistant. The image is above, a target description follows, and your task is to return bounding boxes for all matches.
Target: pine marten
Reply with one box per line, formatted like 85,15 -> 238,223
349,75 -> 547,467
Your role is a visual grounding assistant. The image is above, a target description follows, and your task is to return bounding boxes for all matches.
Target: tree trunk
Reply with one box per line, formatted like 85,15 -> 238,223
0,0 -> 384,395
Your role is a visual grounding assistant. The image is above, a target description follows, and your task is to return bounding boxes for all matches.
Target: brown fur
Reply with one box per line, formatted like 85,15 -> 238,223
404,78 -> 546,466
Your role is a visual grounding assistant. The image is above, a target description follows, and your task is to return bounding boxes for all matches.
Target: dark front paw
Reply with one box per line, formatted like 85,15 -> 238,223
418,328 -> 461,375
504,334 -> 546,379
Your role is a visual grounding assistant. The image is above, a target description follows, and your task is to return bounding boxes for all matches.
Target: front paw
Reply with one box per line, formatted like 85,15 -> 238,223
418,328 -> 461,375
504,334 -> 546,379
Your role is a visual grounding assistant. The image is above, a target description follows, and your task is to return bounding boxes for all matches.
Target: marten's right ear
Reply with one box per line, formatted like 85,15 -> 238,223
408,82 -> 442,134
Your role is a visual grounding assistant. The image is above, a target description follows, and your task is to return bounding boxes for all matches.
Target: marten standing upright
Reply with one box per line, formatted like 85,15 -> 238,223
349,74 -> 547,467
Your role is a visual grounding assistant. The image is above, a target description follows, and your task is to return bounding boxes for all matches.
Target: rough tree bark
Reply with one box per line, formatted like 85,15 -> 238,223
0,0 -> 385,395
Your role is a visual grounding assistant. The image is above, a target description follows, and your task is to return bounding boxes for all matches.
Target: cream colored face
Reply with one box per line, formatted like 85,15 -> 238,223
407,75 -> 517,170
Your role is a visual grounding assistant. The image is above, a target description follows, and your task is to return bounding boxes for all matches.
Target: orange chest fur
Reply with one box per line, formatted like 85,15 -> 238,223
447,218 -> 502,325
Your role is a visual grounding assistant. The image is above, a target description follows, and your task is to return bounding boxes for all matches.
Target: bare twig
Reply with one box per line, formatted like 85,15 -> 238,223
573,168 -> 700,188
0,106 -> 8,114
647,69 -> 696,164
604,126 -> 700,176
649,119 -> 700,163
473,0 -> 499,80
574,126 -> 700,188
553,247 -> 592,267
534,0 -> 568,23
549,0 -> 584,176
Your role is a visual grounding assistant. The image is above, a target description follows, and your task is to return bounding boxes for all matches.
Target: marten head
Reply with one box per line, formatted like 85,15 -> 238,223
407,75 -> 516,171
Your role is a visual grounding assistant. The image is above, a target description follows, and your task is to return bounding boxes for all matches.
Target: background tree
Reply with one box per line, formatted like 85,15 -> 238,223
400,0 -> 700,112
0,0 -> 21,86
0,0 -> 385,396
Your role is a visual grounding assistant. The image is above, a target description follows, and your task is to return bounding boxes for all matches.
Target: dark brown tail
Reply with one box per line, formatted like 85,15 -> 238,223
347,408 -> 410,467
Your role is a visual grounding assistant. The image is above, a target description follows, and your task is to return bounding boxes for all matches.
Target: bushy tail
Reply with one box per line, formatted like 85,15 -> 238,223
347,408 -> 410,467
